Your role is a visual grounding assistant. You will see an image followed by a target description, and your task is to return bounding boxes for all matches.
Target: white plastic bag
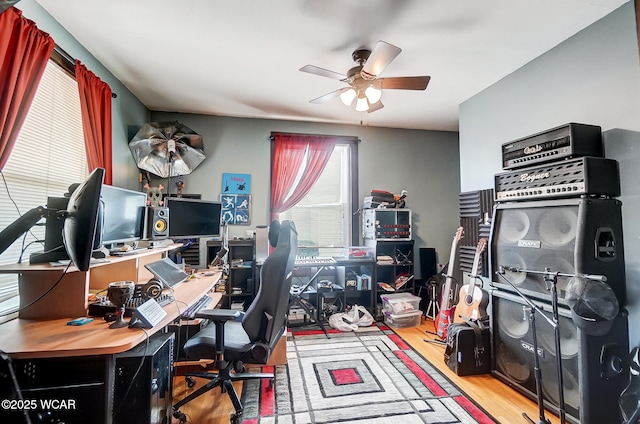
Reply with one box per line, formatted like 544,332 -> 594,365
351,305 -> 374,327
328,305 -> 374,331
328,311 -> 358,331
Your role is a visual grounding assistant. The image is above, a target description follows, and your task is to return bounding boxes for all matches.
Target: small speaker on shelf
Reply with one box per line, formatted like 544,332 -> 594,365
143,206 -> 169,240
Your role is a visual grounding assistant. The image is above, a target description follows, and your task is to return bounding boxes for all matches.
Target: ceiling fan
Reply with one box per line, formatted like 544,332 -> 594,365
300,40 -> 430,113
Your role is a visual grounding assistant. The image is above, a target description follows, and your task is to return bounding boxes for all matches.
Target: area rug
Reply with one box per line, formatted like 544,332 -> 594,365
240,324 -> 496,423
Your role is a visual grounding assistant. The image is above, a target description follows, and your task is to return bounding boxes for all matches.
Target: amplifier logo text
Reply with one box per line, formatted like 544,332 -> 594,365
520,172 -> 550,183
520,341 -> 545,357
518,239 -> 541,248
523,145 -> 543,155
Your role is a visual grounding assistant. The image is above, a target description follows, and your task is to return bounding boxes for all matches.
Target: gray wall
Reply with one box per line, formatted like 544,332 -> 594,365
18,0 -> 149,190
151,112 -> 460,275
459,2 -> 640,348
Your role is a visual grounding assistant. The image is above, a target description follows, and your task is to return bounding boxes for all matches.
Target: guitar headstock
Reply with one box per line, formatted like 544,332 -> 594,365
477,238 -> 488,253
454,226 -> 464,243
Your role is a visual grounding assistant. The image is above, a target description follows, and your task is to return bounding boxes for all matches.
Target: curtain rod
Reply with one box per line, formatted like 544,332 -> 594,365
268,132 -> 360,142
52,44 -> 118,99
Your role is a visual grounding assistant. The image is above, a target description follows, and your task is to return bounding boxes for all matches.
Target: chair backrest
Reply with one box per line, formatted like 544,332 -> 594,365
242,220 -> 297,345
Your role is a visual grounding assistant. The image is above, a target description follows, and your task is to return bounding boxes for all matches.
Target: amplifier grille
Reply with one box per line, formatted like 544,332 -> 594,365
495,157 -> 619,201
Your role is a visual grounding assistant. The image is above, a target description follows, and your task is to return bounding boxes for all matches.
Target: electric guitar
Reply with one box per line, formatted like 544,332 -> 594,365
435,226 -> 463,339
453,238 -> 489,323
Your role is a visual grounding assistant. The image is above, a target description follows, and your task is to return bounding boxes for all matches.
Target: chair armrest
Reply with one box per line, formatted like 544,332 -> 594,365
195,309 -> 241,322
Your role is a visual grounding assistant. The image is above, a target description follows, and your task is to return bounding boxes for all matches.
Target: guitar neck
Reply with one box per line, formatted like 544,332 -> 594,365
440,234 -> 460,309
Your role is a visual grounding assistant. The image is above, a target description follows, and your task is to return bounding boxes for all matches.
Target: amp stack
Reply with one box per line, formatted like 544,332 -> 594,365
488,123 -> 630,424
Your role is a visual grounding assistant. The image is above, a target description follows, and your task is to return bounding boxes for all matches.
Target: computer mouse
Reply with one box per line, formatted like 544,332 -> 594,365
104,312 -> 117,322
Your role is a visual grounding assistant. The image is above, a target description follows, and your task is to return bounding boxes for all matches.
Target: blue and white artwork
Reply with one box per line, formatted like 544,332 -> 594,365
220,194 -> 251,225
222,173 -> 250,194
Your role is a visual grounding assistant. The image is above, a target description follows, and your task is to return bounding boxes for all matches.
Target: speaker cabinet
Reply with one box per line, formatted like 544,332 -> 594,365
489,197 -> 626,306
113,332 -> 174,424
490,290 -> 629,424
144,206 -> 169,240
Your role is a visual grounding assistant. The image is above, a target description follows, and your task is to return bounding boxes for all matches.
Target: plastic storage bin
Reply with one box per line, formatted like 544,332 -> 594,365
381,293 -> 421,315
384,310 -> 422,328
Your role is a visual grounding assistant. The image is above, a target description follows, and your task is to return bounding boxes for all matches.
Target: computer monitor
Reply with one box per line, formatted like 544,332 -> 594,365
165,198 -> 221,239
100,185 -> 147,246
0,168 -> 105,271
62,168 -> 105,271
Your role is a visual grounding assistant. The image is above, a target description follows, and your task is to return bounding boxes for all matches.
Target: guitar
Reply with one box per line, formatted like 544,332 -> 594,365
435,226 -> 464,339
453,238 -> 489,323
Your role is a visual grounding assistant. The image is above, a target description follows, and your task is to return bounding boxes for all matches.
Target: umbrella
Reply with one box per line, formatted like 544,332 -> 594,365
128,121 -> 205,178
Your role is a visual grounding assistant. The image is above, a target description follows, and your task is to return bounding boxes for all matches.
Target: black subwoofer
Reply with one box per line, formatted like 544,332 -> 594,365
490,290 -> 629,424
489,197 -> 626,306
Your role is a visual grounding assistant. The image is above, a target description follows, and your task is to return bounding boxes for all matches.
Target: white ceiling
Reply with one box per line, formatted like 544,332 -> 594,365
35,0 -> 628,132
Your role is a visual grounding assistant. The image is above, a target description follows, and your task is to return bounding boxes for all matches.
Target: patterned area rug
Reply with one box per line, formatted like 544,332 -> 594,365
240,324 -> 496,423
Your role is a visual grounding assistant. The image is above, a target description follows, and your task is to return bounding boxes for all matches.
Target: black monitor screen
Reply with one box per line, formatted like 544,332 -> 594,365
100,185 -> 147,245
165,198 -> 221,239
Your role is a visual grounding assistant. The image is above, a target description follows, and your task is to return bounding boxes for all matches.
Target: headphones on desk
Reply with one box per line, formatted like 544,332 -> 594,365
133,279 -> 163,299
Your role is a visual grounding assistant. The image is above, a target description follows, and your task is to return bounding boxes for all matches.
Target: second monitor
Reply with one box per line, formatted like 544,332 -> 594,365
165,197 -> 222,239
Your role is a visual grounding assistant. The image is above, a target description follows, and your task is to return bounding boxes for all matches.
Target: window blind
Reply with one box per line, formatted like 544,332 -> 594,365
0,60 -> 87,316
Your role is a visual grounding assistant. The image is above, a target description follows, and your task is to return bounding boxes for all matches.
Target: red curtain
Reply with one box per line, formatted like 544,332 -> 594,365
76,60 -> 113,185
0,7 -> 54,170
270,134 -> 338,222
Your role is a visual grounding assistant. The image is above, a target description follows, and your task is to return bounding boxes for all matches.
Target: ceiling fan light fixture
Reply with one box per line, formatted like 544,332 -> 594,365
364,85 -> 382,104
355,96 -> 369,112
339,88 -> 356,106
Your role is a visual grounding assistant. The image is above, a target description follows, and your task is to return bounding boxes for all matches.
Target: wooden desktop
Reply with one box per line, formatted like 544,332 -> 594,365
0,246 -> 222,424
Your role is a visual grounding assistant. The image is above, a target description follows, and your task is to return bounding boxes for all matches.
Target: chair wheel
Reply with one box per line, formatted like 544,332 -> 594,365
186,376 -> 196,388
230,412 -> 242,424
234,361 -> 246,373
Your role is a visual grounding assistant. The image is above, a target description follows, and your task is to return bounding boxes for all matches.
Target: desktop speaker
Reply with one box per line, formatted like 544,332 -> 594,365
143,206 -> 169,240
113,332 -> 174,424
489,197 -> 626,307
490,290 -> 629,424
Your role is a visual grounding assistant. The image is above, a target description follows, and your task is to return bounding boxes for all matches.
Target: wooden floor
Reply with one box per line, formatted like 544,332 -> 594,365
171,317 -> 561,424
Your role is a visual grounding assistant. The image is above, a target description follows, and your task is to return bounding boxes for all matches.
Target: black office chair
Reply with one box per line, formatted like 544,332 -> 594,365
173,220 -> 297,423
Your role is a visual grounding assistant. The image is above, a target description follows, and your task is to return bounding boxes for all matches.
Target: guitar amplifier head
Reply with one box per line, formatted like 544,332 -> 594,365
501,123 -> 603,170
494,157 -> 620,202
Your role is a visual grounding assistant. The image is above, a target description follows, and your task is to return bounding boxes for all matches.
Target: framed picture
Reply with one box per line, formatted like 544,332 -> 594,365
220,194 -> 251,225
222,173 -> 251,194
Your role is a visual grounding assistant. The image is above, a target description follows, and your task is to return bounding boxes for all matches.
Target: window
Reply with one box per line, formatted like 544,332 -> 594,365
278,142 -> 358,257
0,60 -> 87,316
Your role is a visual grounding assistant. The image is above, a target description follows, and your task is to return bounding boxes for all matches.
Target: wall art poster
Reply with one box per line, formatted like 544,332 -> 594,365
222,173 -> 251,194
220,194 -> 251,225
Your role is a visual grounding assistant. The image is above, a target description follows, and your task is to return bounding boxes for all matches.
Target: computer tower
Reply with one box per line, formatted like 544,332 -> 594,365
113,332 -> 174,424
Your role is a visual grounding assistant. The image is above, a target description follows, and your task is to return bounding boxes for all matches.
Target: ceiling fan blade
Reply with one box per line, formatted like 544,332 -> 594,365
361,41 -> 401,78
300,65 -> 347,81
310,87 -> 350,104
367,100 -> 384,113
379,76 -> 431,90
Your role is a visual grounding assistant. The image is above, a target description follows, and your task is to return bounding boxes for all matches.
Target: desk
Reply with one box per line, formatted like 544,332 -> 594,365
0,272 -> 221,359
0,252 -> 221,424
0,243 -> 185,320
287,257 -> 376,335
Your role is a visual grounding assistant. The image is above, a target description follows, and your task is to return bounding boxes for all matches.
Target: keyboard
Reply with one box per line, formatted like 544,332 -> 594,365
110,248 -> 149,256
88,293 -> 173,317
180,295 -> 214,320
295,256 -> 337,265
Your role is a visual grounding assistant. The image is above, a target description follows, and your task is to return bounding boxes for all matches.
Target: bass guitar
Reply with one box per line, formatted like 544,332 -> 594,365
453,238 -> 489,323
435,226 -> 463,339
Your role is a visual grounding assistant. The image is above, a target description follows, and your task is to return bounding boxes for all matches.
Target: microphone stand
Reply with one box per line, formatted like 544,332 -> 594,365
496,269 -> 556,424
